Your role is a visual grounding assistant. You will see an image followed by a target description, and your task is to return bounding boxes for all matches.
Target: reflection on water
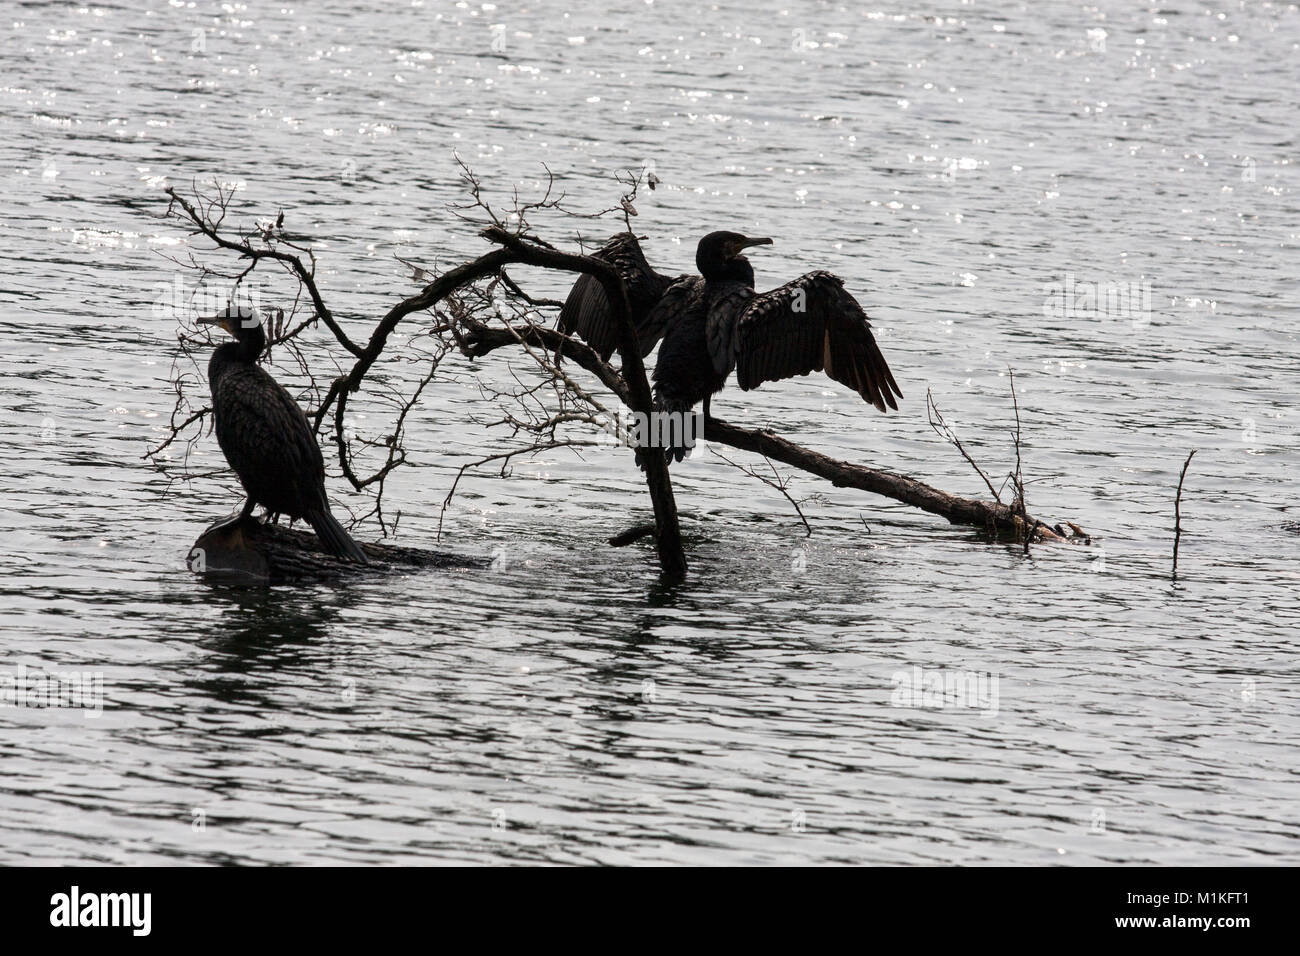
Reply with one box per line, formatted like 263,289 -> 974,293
0,0 -> 1297,864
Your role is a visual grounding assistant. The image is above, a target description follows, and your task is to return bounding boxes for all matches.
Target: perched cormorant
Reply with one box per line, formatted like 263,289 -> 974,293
198,306 -> 368,563
561,231 -> 903,462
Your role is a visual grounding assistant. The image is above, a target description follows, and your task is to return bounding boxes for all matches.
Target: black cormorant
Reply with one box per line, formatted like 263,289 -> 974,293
560,231 -> 903,462
198,306 -> 368,563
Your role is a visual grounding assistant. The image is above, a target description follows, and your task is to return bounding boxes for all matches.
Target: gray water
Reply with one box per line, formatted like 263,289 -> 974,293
1,0 -> 1297,865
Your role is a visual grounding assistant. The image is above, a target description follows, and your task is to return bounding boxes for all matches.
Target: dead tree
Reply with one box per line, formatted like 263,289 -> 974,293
150,167 -> 1087,582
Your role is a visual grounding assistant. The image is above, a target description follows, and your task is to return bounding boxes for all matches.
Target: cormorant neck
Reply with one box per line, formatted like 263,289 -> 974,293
209,323 -> 266,383
234,322 -> 267,363
700,256 -> 755,285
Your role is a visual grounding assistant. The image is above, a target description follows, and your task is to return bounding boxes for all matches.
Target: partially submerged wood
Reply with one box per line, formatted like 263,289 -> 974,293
187,519 -> 487,584
702,418 -> 1088,543
609,522 -> 657,547
461,317 -> 1091,547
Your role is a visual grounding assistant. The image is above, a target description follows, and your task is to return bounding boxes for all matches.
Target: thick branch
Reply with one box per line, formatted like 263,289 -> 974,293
330,225 -> 686,577
704,418 -> 1078,542
456,319 -> 632,407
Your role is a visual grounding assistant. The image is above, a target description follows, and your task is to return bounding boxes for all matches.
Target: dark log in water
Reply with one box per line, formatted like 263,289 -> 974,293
703,418 -> 1087,543
187,519 -> 487,584
609,522 -> 658,547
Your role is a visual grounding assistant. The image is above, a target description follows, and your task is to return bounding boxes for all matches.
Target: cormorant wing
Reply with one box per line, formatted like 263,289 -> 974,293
559,233 -> 678,361
212,365 -> 327,512
649,276 -> 710,401
730,271 -> 902,413
643,274 -> 704,350
705,283 -> 755,377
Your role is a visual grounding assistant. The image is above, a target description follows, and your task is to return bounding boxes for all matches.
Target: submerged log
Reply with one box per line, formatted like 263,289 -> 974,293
608,522 -> 658,547
187,518 -> 487,584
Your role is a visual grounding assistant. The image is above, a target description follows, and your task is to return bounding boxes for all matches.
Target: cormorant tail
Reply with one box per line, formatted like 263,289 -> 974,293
648,396 -> 695,468
306,509 -> 369,564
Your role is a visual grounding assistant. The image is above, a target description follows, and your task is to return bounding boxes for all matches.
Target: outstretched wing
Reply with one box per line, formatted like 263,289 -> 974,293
559,233 -> 678,360
733,271 -> 902,413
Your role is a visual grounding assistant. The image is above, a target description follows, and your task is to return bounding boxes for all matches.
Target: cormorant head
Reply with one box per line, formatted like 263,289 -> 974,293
696,231 -> 772,282
197,305 -> 266,358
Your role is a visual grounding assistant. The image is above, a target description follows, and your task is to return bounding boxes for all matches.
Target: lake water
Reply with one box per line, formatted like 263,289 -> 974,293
1,0 -> 1297,864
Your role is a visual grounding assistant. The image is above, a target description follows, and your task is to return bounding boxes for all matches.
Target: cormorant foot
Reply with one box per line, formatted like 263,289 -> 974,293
203,508 -> 259,537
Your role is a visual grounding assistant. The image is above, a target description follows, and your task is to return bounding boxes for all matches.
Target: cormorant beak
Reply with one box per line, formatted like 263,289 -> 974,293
736,236 -> 773,253
196,314 -> 235,335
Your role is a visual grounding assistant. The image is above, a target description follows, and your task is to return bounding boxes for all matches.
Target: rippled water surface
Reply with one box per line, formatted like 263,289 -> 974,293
1,0 -> 1298,864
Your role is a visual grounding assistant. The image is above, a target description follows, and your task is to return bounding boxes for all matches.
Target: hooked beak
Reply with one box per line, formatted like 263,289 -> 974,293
196,314 -> 234,335
739,236 -> 773,251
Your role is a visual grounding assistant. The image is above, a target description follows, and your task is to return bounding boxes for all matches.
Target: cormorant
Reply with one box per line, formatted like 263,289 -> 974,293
198,306 -> 368,563
560,231 -> 903,462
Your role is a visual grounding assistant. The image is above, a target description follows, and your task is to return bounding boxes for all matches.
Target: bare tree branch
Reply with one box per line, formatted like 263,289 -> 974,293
153,167 -> 1090,583
703,417 -> 1077,542
712,450 -> 821,537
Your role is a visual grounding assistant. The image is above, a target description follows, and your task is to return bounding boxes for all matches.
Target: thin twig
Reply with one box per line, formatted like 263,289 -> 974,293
1008,368 -> 1029,553
713,449 -> 818,537
1172,449 -> 1196,580
927,389 -> 1000,503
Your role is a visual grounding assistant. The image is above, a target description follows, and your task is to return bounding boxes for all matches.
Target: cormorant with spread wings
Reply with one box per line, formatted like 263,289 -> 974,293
560,231 -> 902,462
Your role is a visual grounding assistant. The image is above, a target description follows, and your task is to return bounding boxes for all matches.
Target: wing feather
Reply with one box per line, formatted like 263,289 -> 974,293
644,276 -> 702,360
212,364 -> 326,517
704,283 -> 751,377
734,271 -> 902,412
558,233 -> 678,360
